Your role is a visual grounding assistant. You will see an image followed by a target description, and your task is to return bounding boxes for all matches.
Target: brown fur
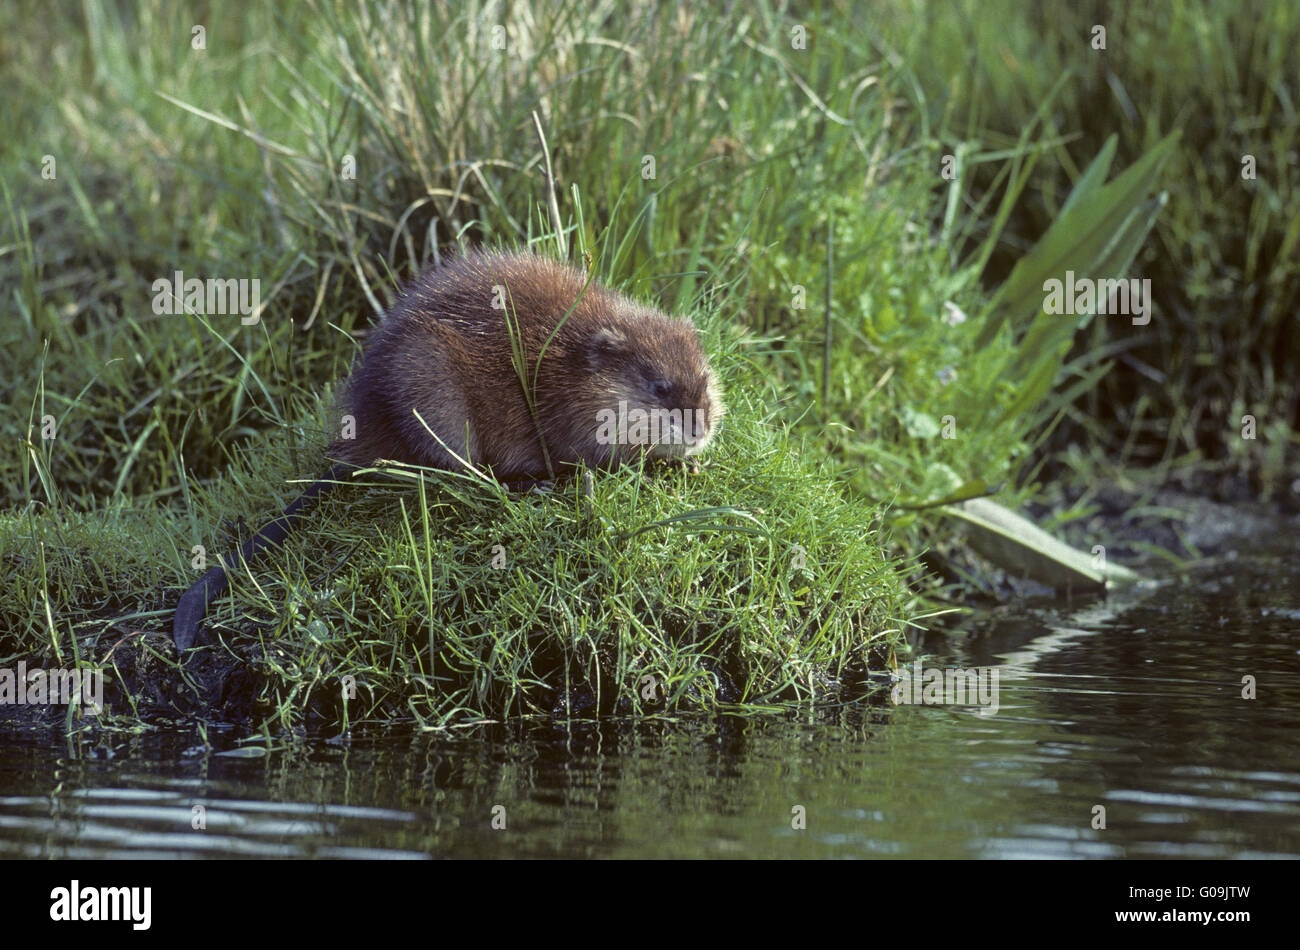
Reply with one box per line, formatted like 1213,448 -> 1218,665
328,250 -> 723,479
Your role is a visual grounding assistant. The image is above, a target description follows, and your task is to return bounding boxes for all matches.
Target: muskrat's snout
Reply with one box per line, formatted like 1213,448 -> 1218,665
682,374 -> 722,454
581,311 -> 724,465
643,367 -> 723,459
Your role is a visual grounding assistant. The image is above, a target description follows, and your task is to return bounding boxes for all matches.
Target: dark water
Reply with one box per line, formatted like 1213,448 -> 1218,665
2,546 -> 1298,859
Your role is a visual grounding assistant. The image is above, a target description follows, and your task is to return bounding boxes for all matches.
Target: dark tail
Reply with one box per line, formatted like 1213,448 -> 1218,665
172,463 -> 351,651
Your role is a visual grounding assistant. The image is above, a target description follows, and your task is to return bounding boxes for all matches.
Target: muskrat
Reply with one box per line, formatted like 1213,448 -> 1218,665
172,249 -> 723,650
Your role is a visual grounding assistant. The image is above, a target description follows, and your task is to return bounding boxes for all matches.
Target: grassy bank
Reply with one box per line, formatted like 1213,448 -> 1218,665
1,0 -> 1274,730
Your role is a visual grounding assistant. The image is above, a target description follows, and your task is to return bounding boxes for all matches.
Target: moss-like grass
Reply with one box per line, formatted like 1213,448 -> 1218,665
2,333 -> 911,726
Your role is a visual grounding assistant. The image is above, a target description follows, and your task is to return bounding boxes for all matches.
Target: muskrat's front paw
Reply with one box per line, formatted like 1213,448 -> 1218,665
660,457 -> 701,475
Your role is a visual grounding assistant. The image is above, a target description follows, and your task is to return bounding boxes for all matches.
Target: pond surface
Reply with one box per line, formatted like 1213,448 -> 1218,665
2,543 -> 1297,859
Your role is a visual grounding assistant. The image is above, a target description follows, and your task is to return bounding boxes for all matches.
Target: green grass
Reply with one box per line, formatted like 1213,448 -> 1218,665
1,0 -> 1284,730
878,0 -> 1300,495
2,328 -> 913,726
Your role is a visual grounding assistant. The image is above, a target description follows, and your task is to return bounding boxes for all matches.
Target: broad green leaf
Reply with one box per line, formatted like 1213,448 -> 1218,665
1009,192 -> 1168,377
1058,134 -> 1117,218
944,497 -> 1141,589
975,130 -> 1180,350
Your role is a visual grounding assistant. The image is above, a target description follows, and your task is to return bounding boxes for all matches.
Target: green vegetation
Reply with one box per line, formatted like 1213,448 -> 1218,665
1,0 -> 1291,729
879,0 -> 1299,495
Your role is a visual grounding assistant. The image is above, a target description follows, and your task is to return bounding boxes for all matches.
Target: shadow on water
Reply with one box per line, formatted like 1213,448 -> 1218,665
2,543 -> 1297,858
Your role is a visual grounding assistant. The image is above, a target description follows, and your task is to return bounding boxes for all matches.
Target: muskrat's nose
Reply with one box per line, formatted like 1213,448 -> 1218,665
692,405 -> 710,441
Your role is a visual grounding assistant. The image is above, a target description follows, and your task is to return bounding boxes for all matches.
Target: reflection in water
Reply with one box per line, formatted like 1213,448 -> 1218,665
1,548 -> 1297,858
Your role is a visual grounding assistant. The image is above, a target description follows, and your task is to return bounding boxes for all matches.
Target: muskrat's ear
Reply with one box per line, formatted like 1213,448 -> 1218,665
585,327 -> 628,367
